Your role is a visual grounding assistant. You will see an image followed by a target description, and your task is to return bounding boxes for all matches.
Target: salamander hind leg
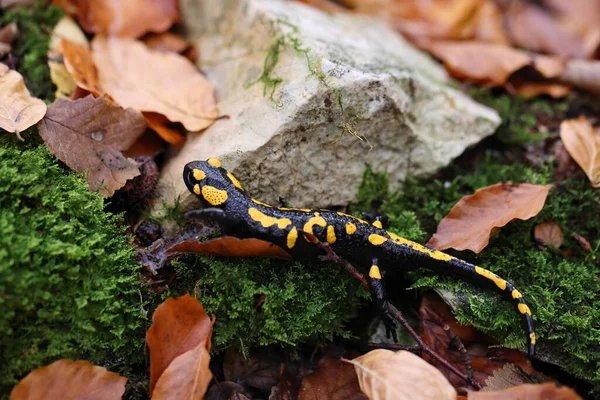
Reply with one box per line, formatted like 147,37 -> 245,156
369,258 -> 398,342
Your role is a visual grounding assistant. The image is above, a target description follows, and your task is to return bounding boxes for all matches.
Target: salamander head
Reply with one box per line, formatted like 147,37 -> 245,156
183,158 -> 245,207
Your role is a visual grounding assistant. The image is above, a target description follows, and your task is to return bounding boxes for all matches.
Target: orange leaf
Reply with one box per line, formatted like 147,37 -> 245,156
144,112 -> 186,146
142,32 -> 193,55
0,63 -> 46,140
123,131 -> 165,158
166,236 -> 292,259
151,340 -> 212,400
533,222 -> 563,248
560,116 -> 600,187
92,36 -> 218,132
467,382 -> 581,400
72,0 -> 179,38
146,294 -> 214,394
298,355 -> 367,400
57,39 -> 103,96
427,183 -> 553,253
38,95 -> 146,197
10,359 -> 126,400
512,82 -> 570,99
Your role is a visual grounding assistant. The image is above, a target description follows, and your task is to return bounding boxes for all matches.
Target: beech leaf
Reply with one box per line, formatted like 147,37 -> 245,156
92,36 -> 218,132
0,63 -> 46,140
166,236 -> 292,259
468,382 -> 582,400
427,183 -> 553,253
152,340 -> 212,400
71,0 -> 179,38
10,359 -> 126,400
144,112 -> 185,146
559,116 -> 600,187
534,222 -> 563,248
58,39 -> 104,96
146,294 -> 214,394
38,95 -> 146,197
298,355 -> 367,400
346,350 -> 456,400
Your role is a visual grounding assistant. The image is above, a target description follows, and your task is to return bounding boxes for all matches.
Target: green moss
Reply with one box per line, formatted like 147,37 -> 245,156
0,140 -> 146,392
167,255 -> 367,354
352,154 -> 600,389
2,2 -> 63,100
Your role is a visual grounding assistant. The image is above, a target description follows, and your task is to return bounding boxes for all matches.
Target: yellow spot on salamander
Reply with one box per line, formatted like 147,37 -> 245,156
529,332 -> 536,345
207,158 -> 222,167
193,169 -> 205,181
252,198 -> 272,208
248,207 -> 291,229
387,232 -> 453,261
193,184 -> 201,195
512,290 -> 523,299
287,227 -> 298,248
369,265 -> 382,279
368,234 -> 387,245
201,185 -> 228,205
303,213 -> 327,241
518,303 -> 532,315
345,222 -> 356,235
475,266 -> 507,290
227,171 -> 244,190
372,220 -> 383,229
327,225 -> 336,244
280,207 -> 312,212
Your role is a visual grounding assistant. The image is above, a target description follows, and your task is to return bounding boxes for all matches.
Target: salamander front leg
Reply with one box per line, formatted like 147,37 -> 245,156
369,258 -> 397,342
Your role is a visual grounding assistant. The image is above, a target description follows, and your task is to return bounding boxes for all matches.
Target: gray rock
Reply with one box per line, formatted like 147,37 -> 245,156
158,0 -> 500,210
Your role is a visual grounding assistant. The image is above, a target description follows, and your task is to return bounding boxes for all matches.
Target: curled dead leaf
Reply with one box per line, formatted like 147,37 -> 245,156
147,294 -> 214,394
559,116 -> 600,187
10,359 -> 126,400
345,350 -> 456,400
71,0 -> 179,38
0,63 -> 46,140
166,236 -> 292,259
427,183 -> 553,253
38,96 -> 146,197
534,222 -> 563,248
144,112 -> 185,146
92,36 -> 218,132
468,382 -> 582,400
58,39 -> 103,96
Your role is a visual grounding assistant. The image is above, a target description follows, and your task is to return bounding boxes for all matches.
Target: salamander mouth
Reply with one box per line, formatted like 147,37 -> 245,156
183,162 -> 197,192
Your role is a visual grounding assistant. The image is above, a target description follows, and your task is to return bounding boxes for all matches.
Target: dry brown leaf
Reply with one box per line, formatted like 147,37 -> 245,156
49,16 -> 89,52
427,183 -> 553,253
10,359 -> 126,400
38,95 -> 145,197
471,1 -> 510,46
345,350 -> 456,400
0,22 -> 17,56
0,0 -> 36,8
142,32 -> 196,61
58,39 -> 103,96
468,382 -> 582,400
560,60 -> 600,95
92,36 -> 218,132
560,116 -> 600,187
152,339 -> 212,400
123,131 -> 165,158
144,112 -> 185,146
147,294 -> 214,394
71,0 -> 179,38
298,355 -> 367,400
166,236 -> 292,259
513,82 -> 570,99
534,222 -> 563,248
0,63 -> 46,140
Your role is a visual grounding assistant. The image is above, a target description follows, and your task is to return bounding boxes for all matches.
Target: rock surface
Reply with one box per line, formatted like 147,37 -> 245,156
158,0 -> 501,210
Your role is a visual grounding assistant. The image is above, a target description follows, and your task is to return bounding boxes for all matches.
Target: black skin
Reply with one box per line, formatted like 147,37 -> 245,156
183,159 -> 536,358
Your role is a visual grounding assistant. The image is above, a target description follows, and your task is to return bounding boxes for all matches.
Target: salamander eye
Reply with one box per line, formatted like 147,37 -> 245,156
207,158 -> 222,167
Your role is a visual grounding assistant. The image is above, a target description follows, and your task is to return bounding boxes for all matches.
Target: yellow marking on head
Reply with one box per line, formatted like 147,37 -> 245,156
201,185 -> 228,206
372,220 -> 383,229
475,266 -> 507,290
193,169 -> 205,181
252,198 -> 272,208
529,332 -> 536,345
287,227 -> 298,248
207,158 -> 222,167
227,171 -> 244,190
326,225 -> 336,244
518,303 -> 531,315
345,222 -> 356,235
369,265 -> 382,279
193,184 -> 201,195
368,234 -> 387,246
303,212 -> 327,241
248,207 -> 291,229
511,290 -> 522,299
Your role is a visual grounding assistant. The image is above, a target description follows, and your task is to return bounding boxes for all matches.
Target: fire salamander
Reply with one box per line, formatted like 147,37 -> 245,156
183,158 -> 536,357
